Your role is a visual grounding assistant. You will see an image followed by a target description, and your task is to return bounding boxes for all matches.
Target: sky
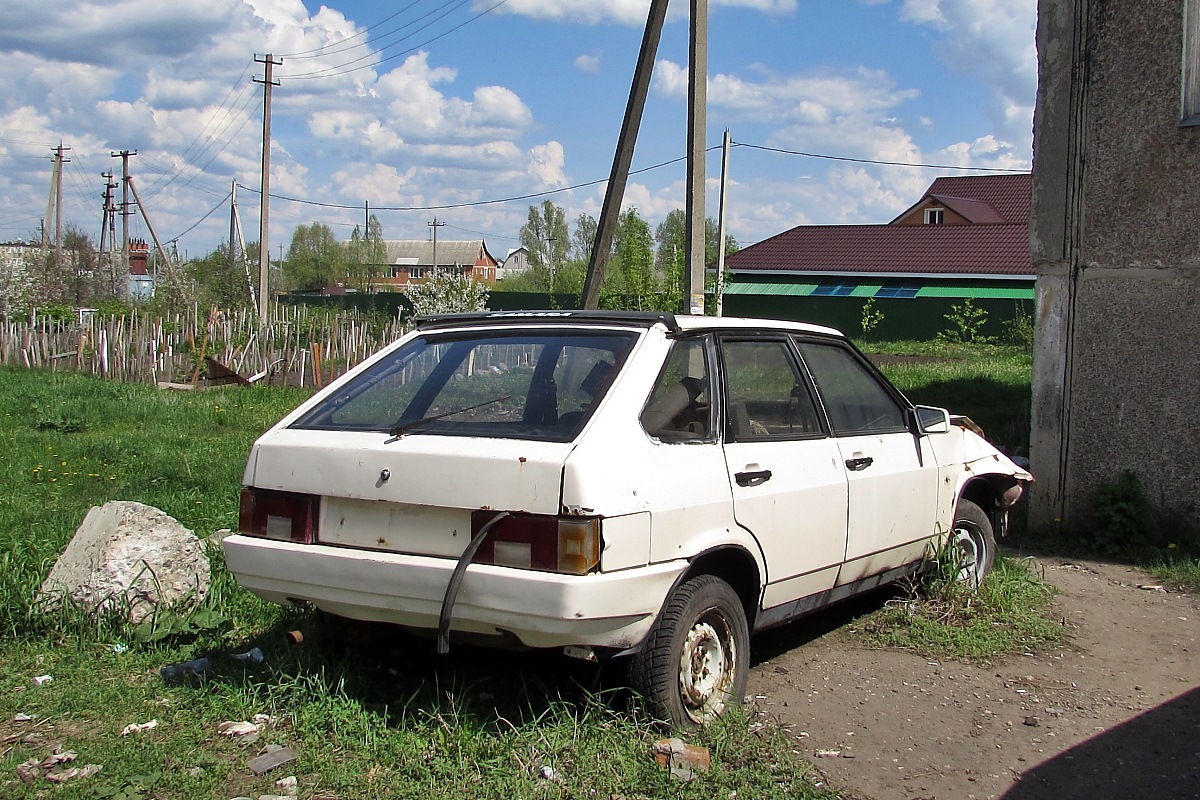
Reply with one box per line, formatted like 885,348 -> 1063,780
0,0 -> 1036,261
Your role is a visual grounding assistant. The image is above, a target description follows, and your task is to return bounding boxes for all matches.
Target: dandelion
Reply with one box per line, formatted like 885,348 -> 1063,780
1169,543 -> 1177,549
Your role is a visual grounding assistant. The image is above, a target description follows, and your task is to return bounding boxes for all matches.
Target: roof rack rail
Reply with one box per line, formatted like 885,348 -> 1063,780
415,309 -> 680,332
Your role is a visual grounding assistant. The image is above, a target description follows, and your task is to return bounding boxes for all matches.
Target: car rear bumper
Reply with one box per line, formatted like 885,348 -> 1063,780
222,533 -> 686,650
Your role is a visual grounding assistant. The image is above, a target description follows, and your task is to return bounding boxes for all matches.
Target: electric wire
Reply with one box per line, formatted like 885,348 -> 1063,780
731,141 -> 1029,173
284,0 -> 473,79
235,151 -> 698,211
166,188 -> 233,242
285,0 -> 506,81
275,0 -> 430,60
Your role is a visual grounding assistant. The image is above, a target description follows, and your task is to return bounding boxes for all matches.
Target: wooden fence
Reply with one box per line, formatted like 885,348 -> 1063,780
0,305 -> 409,388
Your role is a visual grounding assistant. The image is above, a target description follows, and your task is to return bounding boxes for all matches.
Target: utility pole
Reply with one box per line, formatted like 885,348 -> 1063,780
100,171 -> 119,294
580,0 -> 669,309
47,144 -> 70,269
112,150 -> 136,280
254,53 -> 281,325
684,0 -> 708,316
715,129 -> 731,316
428,217 -> 445,277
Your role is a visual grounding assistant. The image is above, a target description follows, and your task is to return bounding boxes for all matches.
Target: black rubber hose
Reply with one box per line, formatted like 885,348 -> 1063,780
437,511 -> 510,654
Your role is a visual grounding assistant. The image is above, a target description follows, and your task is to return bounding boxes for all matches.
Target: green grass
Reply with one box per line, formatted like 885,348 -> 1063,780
1151,559 -> 1200,593
863,339 -> 1032,456
0,348 -> 1071,799
0,366 -> 836,800
859,555 -> 1064,661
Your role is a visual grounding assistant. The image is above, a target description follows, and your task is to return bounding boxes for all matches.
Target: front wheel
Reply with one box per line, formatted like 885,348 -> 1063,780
629,575 -> 750,728
952,499 -> 996,588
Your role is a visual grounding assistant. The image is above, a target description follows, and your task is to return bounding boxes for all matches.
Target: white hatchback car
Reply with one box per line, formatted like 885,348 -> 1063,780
223,311 -> 1031,727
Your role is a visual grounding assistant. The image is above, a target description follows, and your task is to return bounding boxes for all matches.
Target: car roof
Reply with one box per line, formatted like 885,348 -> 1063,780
414,310 -> 844,338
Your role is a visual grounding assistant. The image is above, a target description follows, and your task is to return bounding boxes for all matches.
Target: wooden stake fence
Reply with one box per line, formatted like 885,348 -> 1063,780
0,305 -> 408,387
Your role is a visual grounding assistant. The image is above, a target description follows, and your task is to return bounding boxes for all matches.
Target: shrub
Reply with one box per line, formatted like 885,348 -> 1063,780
938,298 -> 994,344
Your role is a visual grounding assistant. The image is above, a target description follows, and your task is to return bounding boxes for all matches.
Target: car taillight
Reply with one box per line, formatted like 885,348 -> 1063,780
239,488 -> 317,544
471,511 -> 600,575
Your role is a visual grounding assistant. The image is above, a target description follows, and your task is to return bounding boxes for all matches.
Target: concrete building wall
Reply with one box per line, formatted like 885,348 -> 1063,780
1030,0 -> 1200,527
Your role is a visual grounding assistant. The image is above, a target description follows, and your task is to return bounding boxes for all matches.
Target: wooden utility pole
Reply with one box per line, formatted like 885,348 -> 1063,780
48,144 -> 70,269
715,129 -> 731,316
580,0 -> 669,309
428,217 -> 445,276
684,0 -> 708,315
254,54 -> 281,325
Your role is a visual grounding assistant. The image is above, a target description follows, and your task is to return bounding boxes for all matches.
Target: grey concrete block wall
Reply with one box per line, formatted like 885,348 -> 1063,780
1031,0 -> 1200,527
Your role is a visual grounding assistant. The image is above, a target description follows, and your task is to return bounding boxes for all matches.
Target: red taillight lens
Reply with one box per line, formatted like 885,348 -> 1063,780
471,511 -> 601,575
239,488 -> 317,543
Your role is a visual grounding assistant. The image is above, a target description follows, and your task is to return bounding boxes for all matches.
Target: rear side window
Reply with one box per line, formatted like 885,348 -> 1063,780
794,340 -> 907,435
292,331 -> 636,441
641,338 -> 713,442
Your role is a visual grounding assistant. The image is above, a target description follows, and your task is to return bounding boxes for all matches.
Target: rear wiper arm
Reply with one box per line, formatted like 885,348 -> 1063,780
388,395 -> 512,438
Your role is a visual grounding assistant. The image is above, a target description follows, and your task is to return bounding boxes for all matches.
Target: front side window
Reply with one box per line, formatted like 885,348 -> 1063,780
924,207 -> 945,224
293,330 -> 636,442
720,339 -> 823,441
795,340 -> 908,435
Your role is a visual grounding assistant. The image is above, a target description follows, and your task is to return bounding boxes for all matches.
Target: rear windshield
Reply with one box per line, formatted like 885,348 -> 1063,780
291,330 -> 638,442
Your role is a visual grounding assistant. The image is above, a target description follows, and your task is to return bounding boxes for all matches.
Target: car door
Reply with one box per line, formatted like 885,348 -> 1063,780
719,336 -> 848,609
793,338 -> 940,585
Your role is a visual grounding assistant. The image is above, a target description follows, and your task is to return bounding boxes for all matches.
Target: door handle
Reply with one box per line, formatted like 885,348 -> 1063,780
735,469 -> 773,487
845,456 -> 874,471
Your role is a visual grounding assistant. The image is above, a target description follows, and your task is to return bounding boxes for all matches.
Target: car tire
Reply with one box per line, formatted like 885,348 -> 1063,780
629,574 -> 749,728
952,499 -> 996,588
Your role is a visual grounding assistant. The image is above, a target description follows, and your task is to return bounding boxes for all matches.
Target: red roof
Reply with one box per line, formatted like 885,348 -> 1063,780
725,223 -> 1033,277
927,194 -> 1006,224
914,174 -> 1030,224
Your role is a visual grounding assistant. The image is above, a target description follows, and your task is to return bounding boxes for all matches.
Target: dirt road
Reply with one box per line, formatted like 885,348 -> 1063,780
748,556 -> 1200,800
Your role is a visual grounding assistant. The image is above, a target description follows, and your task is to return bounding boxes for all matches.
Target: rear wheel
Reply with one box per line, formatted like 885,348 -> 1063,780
952,499 -> 996,588
629,575 -> 749,728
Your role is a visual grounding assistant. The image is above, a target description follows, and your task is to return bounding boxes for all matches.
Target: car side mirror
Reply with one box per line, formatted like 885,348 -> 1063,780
913,405 -> 951,435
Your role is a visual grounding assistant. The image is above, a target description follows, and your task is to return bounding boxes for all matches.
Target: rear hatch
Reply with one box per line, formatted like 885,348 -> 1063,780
248,428 -> 572,556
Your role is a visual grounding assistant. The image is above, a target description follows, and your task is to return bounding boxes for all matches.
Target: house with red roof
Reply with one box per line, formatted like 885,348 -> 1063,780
720,174 -> 1033,339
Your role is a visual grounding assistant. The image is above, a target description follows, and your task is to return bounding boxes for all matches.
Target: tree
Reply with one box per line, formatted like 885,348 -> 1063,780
519,201 -> 570,292
655,210 -> 740,312
345,214 -> 386,293
186,241 -> 259,309
614,208 -> 656,309
571,213 -> 598,264
283,222 -> 345,291
402,270 -> 489,317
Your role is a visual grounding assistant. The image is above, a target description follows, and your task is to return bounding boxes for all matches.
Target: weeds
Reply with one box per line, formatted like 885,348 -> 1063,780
861,555 -> 1063,661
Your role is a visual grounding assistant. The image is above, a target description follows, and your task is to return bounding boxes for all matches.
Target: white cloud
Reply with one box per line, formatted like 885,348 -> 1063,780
575,53 -> 602,73
656,60 -> 919,124
494,0 -> 797,26
529,141 -> 568,187
898,0 -> 1036,148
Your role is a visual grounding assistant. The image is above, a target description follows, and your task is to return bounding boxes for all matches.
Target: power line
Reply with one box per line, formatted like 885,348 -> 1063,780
166,188 -> 233,242
731,141 -> 1029,173
235,152 -> 697,211
277,0 -> 429,60
230,136 -> 1026,213
286,0 -> 507,81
